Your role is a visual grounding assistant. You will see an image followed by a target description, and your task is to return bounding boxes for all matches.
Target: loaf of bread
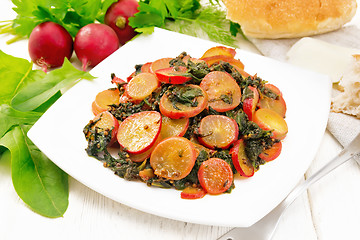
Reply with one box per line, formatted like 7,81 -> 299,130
222,0 -> 357,39
332,55 -> 360,118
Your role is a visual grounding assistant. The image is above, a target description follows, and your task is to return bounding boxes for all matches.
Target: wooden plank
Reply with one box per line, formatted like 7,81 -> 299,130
306,131 -> 360,240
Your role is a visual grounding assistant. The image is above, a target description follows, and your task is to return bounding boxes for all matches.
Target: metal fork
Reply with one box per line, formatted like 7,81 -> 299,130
218,132 -> 360,240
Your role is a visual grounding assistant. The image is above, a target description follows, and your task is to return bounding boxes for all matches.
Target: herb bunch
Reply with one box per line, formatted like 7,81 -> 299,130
0,0 -> 118,43
129,0 -> 243,47
0,0 -> 243,47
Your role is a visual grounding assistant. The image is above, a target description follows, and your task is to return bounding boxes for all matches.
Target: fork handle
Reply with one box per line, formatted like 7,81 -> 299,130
283,145 -> 360,209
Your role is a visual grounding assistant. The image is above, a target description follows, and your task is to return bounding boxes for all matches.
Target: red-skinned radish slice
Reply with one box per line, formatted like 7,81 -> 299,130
117,111 -> 162,154
200,71 -> 241,112
259,84 -> 287,118
160,116 -> 189,139
150,137 -> 197,180
181,186 -> 207,199
141,62 -> 152,73
85,111 -> 119,146
127,136 -> 163,163
198,158 -> 233,194
92,88 -> 120,115
242,86 -> 260,121
259,141 -> 282,162
125,73 -> 159,100
159,84 -> 208,119
111,75 -> 126,85
200,46 -> 236,59
229,139 -> 254,177
202,55 -> 245,70
28,22 -> 73,72
155,66 -> 191,84
253,108 -> 288,140
198,115 -> 239,149
150,57 -> 172,73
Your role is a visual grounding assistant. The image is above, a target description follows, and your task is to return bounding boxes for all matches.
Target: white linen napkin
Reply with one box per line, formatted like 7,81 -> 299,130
248,25 -> 360,148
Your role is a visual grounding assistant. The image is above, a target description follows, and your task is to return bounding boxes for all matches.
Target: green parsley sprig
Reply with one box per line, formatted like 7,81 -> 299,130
0,0 -> 117,43
128,0 -> 243,47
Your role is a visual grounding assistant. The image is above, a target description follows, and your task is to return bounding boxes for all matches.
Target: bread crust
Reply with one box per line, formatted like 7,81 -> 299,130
222,0 -> 357,39
332,54 -> 360,118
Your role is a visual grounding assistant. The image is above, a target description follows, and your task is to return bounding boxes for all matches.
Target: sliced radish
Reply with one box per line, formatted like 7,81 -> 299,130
141,62 -> 152,73
200,71 -> 241,112
150,136 -> 197,180
198,158 -> 233,195
200,46 -> 236,59
125,72 -> 159,100
253,108 -> 288,140
159,84 -> 208,119
181,186 -> 207,199
259,141 -> 282,162
259,84 -> 287,118
160,115 -> 189,139
92,88 -> 120,115
117,111 -> 161,154
242,85 -> 260,121
229,139 -> 254,177
198,115 -> 239,149
150,57 -> 172,73
85,111 -> 119,146
155,66 -> 191,84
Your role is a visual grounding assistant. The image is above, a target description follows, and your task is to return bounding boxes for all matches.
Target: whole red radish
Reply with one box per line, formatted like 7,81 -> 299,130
74,23 -> 119,71
28,22 -> 73,72
104,0 -> 139,45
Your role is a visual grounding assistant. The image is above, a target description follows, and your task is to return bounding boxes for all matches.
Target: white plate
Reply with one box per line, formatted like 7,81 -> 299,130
28,28 -> 331,227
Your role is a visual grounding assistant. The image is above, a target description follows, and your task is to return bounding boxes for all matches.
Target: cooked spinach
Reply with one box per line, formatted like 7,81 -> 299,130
83,50 -> 286,197
226,107 -> 274,169
83,117 -> 113,158
166,85 -> 203,110
187,60 -> 210,82
109,101 -> 144,121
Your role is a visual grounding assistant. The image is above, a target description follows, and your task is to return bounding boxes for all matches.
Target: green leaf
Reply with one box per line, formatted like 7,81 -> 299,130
96,0 -> 118,23
6,0 -> 113,39
69,0 -> 102,23
129,2 -> 165,28
177,0 -> 201,18
165,5 -> 238,47
11,0 -> 39,16
11,58 -> 95,112
33,90 -> 62,113
134,26 -> 155,34
0,50 -> 44,104
0,104 -> 42,138
148,0 -> 168,19
164,0 -> 180,18
230,21 -> 248,40
229,21 -> 241,37
195,6 -> 237,46
0,126 -> 69,218
0,148 -> 11,165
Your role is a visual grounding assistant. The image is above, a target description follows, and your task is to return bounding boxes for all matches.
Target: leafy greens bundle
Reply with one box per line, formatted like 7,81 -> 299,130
0,0 -> 118,43
0,0 -> 243,47
0,51 -> 94,217
129,0 -> 243,47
